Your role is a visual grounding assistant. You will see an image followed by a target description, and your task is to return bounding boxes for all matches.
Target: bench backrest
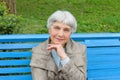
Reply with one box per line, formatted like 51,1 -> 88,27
0,33 -> 120,80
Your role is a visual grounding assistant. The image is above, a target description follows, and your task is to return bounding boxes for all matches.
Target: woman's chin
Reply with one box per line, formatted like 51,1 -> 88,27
53,41 -> 63,45
54,42 -> 62,44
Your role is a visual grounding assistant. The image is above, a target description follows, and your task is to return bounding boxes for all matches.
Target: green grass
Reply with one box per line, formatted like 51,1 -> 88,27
16,0 -> 120,34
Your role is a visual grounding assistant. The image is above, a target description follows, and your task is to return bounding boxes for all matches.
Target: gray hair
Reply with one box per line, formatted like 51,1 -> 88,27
47,10 -> 77,33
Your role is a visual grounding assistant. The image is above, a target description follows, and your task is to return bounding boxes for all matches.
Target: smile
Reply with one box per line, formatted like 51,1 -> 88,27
56,38 -> 64,41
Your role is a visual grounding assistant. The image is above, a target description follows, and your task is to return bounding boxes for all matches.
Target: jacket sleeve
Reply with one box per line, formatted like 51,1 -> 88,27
31,67 -> 48,80
60,45 -> 87,80
30,47 -> 49,80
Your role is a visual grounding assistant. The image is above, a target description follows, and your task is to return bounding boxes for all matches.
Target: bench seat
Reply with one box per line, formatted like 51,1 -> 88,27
0,33 -> 120,80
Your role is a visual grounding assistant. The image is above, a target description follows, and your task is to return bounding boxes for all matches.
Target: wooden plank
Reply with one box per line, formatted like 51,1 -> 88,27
88,76 -> 120,80
85,39 -> 120,47
0,75 -> 32,80
0,44 -> 38,50
0,33 -> 120,42
0,52 -> 32,58
0,67 -> 31,73
87,68 -> 120,78
88,62 -> 120,69
0,34 -> 49,42
0,60 -> 30,66
87,55 -> 120,62
87,47 -> 120,55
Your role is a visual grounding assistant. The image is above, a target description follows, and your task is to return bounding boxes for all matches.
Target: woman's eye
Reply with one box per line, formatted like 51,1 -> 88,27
64,29 -> 70,32
54,26 -> 60,30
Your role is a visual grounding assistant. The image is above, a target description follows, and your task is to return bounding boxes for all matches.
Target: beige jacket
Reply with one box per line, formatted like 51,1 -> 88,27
30,39 -> 87,80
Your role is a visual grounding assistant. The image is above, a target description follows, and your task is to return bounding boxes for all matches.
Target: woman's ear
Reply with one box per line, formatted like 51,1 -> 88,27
48,28 -> 51,34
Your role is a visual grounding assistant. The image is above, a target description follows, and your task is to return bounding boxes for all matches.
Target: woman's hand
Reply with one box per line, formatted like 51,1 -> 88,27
47,44 -> 67,60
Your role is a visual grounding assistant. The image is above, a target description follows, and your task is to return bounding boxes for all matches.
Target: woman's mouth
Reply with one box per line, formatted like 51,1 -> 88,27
56,38 -> 64,41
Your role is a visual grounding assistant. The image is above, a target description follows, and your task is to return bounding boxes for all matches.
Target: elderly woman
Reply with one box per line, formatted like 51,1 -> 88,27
30,10 -> 87,80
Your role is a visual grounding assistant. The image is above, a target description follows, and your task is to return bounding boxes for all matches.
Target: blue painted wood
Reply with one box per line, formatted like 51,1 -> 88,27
88,76 -> 120,80
0,34 -> 49,42
84,39 -> 120,47
0,33 -> 120,80
0,60 -> 30,66
87,47 -> 120,55
0,40 -> 120,50
87,54 -> 120,62
0,52 -> 32,58
88,62 -> 120,69
87,68 -> 120,78
0,67 -> 31,73
0,75 -> 32,80
0,33 -> 120,42
0,44 -> 38,50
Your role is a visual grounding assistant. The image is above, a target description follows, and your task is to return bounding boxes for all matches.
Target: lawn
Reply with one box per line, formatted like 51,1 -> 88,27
16,0 -> 120,34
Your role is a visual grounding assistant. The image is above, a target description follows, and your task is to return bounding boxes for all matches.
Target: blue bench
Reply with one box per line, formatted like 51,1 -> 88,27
0,33 -> 120,80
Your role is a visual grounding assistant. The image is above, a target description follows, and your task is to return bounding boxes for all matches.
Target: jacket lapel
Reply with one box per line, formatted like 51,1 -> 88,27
41,39 -> 57,74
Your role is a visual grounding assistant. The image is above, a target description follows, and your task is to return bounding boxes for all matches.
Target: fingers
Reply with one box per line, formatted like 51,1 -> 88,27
47,44 -> 67,59
47,44 -> 57,51
47,44 -> 55,49
47,44 -> 63,52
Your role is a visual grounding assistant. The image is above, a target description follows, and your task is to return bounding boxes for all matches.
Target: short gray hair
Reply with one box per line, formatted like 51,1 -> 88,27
47,10 -> 77,33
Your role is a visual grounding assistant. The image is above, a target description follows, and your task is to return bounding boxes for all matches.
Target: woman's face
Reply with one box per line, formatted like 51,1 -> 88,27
49,22 -> 72,46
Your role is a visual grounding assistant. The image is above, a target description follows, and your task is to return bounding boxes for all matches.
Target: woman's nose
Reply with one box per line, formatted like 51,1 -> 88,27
58,30 -> 64,36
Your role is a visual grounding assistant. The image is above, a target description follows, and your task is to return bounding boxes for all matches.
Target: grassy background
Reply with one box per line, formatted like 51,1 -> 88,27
16,0 -> 120,34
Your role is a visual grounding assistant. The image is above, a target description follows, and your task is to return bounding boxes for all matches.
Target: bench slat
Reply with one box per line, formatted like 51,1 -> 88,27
88,62 -> 120,69
85,39 -> 120,47
0,44 -> 38,50
88,76 -> 120,80
88,55 -> 120,62
87,47 -> 120,55
0,75 -> 32,80
0,67 -> 31,73
0,34 -> 49,42
0,52 -> 31,58
0,33 -> 120,42
88,68 -> 120,78
0,60 -> 30,66
1,57 -> 120,69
